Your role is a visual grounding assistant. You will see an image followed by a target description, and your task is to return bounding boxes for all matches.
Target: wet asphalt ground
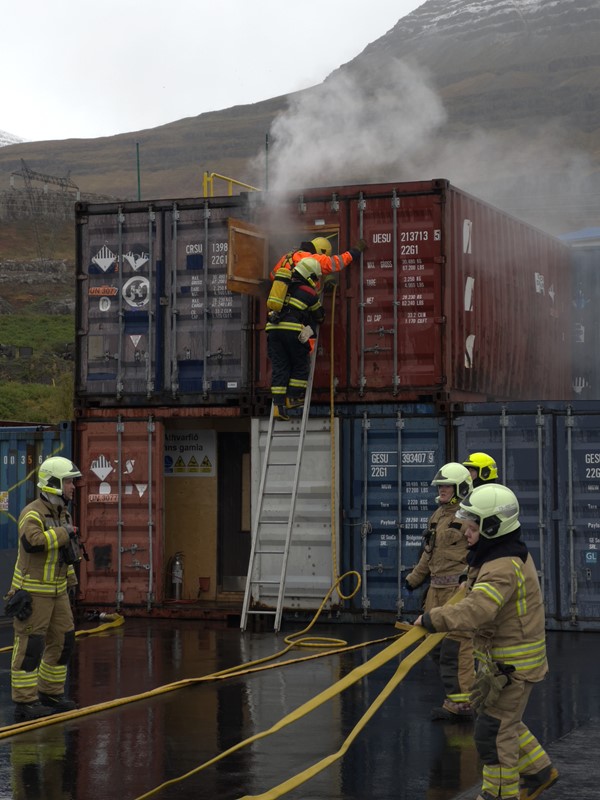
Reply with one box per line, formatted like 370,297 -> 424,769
0,617 -> 597,800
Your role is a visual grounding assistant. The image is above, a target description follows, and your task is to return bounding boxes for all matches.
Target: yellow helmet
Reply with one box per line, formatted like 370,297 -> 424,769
462,452 -> 498,483
38,456 -> 82,496
311,236 -> 332,257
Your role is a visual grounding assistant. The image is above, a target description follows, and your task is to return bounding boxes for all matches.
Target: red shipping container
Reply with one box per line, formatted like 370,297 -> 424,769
232,180 -> 572,404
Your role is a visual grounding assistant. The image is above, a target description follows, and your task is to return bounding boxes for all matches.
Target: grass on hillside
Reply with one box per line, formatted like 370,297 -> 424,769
0,314 -> 74,350
0,376 -> 74,423
0,219 -> 75,262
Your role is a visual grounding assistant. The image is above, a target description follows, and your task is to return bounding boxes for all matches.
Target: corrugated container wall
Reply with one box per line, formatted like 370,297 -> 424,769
75,198 -> 253,408
247,180 -> 573,404
0,423 -> 72,595
76,181 -> 573,410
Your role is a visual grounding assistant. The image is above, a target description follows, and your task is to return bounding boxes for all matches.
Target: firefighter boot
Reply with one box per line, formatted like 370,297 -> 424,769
273,405 -> 290,421
431,698 -> 474,722
285,395 -> 304,409
14,701 -> 55,722
38,692 -> 78,713
520,765 -> 559,799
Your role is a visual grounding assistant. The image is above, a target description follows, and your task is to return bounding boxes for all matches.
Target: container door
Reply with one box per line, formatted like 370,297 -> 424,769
341,407 -> 445,616
250,417 -> 340,611
76,206 -> 163,401
76,417 -> 163,608
455,404 -> 558,621
555,408 -> 600,630
227,217 -> 269,296
0,425 -> 72,595
164,204 -> 252,399
347,188 -> 445,395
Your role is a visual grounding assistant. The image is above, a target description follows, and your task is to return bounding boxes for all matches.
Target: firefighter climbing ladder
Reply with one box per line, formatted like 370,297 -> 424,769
241,332 -> 319,632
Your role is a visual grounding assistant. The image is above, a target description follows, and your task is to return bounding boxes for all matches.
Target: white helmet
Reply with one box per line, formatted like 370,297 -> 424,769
431,462 -> 472,503
38,456 -> 82,496
457,484 -> 520,539
294,257 -> 322,287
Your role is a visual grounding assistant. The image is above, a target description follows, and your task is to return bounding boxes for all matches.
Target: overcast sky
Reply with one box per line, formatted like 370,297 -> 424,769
3,0 -> 424,143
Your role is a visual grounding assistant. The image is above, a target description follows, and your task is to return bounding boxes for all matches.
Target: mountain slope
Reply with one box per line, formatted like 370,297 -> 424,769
0,0 -> 599,234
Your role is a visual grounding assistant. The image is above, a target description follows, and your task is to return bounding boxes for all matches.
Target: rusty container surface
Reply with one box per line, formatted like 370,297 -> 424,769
248,180 -> 573,403
75,197 -> 253,408
74,407 -> 250,612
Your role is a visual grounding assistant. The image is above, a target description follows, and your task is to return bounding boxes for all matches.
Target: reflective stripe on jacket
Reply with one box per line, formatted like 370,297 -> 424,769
270,248 -> 354,281
428,553 -> 547,681
12,497 -> 76,596
406,502 -> 468,588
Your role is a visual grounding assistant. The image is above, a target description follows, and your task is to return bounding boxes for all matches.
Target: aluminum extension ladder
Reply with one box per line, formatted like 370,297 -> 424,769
240,332 -> 319,632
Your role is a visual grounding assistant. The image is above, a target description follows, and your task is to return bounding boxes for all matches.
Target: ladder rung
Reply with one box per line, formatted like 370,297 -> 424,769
255,548 -> 285,555
250,579 -> 280,585
246,609 -> 276,615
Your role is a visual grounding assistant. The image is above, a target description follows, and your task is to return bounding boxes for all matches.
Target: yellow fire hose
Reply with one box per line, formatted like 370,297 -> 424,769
0,613 -> 124,654
134,588 -> 466,800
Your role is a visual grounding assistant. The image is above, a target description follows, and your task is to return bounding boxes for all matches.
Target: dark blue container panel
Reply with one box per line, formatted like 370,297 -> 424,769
0,424 -> 72,592
456,404 -> 559,624
340,406 -> 446,616
555,409 -> 600,630
76,209 -> 164,400
164,205 -> 250,398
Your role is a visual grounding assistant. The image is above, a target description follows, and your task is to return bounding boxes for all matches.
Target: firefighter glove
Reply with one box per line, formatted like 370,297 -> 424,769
64,523 -> 78,539
404,578 -> 415,592
470,662 -> 515,712
354,238 -> 368,252
4,589 -> 33,621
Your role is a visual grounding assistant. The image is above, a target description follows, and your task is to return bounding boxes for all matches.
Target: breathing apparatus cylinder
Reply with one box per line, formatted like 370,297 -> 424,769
267,266 -> 293,317
171,552 -> 184,600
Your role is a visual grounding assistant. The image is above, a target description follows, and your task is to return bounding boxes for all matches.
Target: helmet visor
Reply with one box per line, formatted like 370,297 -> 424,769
455,508 -> 480,524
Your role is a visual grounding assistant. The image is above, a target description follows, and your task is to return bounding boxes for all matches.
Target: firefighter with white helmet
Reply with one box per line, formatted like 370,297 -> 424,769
266,257 -> 325,420
7,456 -> 83,721
415,484 -> 558,800
405,462 -> 476,721
462,451 -> 499,488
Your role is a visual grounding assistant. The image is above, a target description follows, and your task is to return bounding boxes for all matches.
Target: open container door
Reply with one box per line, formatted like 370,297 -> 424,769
227,217 -> 269,296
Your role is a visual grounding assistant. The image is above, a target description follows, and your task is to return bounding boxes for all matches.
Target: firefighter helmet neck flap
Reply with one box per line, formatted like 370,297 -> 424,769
38,457 -> 82,501
431,462 -> 473,504
457,484 -> 520,538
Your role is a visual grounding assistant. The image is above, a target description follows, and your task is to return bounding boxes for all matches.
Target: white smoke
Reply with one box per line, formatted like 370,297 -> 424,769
250,56 -> 596,235
252,59 -> 447,191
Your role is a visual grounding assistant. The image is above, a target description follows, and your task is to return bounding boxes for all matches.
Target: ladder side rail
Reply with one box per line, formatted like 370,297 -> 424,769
273,330 -> 319,631
240,406 -> 277,629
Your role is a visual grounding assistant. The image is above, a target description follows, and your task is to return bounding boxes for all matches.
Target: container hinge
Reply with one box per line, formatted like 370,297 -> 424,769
203,204 -> 211,221
330,193 -> 339,212
298,195 -> 306,214
148,207 -> 156,222
358,195 -> 367,211
207,347 -> 232,362
391,192 -> 400,209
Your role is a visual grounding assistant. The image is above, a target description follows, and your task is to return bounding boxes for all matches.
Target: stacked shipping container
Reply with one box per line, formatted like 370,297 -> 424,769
70,180 -> 600,629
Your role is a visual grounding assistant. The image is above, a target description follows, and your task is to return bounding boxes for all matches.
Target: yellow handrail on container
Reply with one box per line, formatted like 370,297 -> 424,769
202,171 -> 261,198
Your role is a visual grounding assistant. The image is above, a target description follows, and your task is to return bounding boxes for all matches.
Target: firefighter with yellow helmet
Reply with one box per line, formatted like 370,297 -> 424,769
405,462 -> 476,721
270,235 -> 367,283
6,456 -> 83,721
463,452 -> 498,488
415,484 -> 558,800
266,257 -> 325,420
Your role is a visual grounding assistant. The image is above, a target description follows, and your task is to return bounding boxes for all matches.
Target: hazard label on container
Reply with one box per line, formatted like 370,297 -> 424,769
164,430 -> 216,477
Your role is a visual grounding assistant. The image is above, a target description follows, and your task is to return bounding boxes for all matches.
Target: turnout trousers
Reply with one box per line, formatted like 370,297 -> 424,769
11,592 -> 75,703
425,584 -> 475,703
475,678 -> 552,799
267,330 -> 310,404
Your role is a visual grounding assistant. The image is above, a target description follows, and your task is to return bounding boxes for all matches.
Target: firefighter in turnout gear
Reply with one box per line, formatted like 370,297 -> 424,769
415,484 -> 559,800
270,235 -> 366,283
463,452 -> 499,488
405,462 -> 476,722
266,257 -> 325,420
8,456 -> 82,722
